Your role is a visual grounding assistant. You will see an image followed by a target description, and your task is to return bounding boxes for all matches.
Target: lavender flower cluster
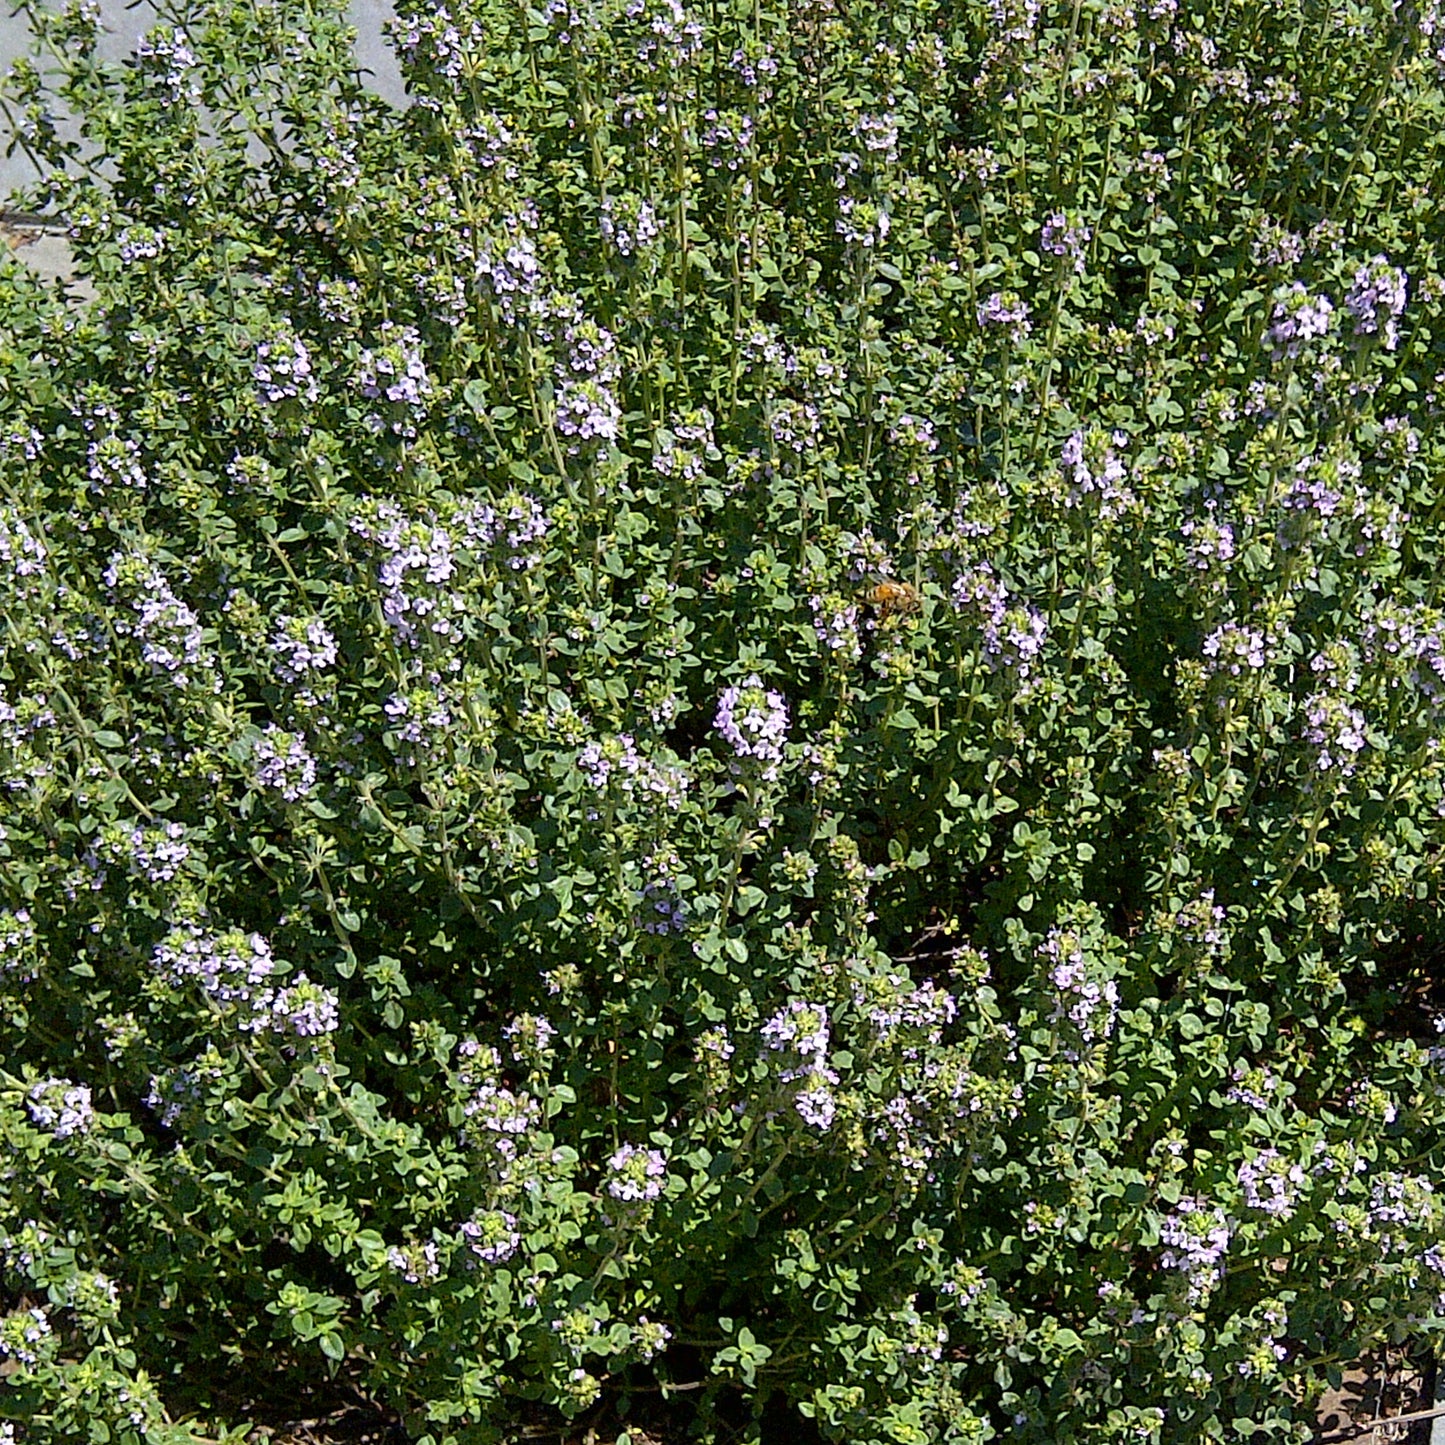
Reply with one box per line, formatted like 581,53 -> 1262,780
386,1241 -> 441,1285
553,315 -> 622,447
1060,427 -> 1134,518
977,290 -> 1033,343
1041,929 -> 1118,1059
762,999 -> 839,1129
357,323 -> 433,436
270,614 -> 339,684
26,1078 -> 94,1139
104,554 -> 215,692
1041,212 -> 1092,273
1237,1149 -> 1306,1219
1300,690 -> 1367,777
252,725 -> 318,802
1345,255 -> 1408,350
0,908 -> 38,984
134,25 -> 201,105
0,1307 -> 52,1367
0,506 -> 47,609
1201,621 -> 1269,677
388,2 -> 483,80
1159,1196 -> 1232,1300
637,850 -> 689,935
607,1143 -> 668,1202
809,592 -> 863,663
459,1209 -> 521,1264
86,435 -> 147,492
384,683 -> 453,751
97,819 -> 191,885
714,676 -> 789,780
952,565 -> 1049,683
253,323 -> 319,405
1264,282 -> 1334,361
349,503 -> 466,648
600,193 -> 661,257
153,926 -> 276,1003
576,734 -> 690,809
241,974 -> 340,1038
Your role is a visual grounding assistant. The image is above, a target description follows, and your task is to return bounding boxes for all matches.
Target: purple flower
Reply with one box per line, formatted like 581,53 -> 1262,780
116,225 -> 164,263
1224,1063 -> 1278,1112
714,676 -> 789,779
794,1068 -> 840,1131
384,685 -> 453,750
103,554 -> 214,691
1264,282 -> 1333,360
271,615 -> 339,682
26,1078 -> 93,1139
86,436 -> 147,492
1363,602 -> 1445,705
633,1316 -> 673,1360
600,194 -> 661,257
252,725 -> 317,802
135,25 -> 201,105
1201,622 -> 1268,676
475,222 -> 543,323
653,408 -> 714,481
153,926 -> 276,1005
977,290 -> 1032,342
809,594 -> 862,661
627,0 -> 704,68
464,1082 -> 541,1140
0,909 -> 37,984
761,1000 -> 830,1071
357,323 -> 433,433
607,1143 -> 667,1202
0,1307 -> 52,1366
1041,929 -> 1118,1057
253,324 -> 318,405
1060,426 -> 1133,517
1237,1149 -> 1305,1219
96,819 -> 191,884
852,111 -> 900,164
875,1092 -> 935,1178
576,735 -> 690,809
835,196 -> 890,248
0,507 -> 47,606
637,849 -> 689,935
1176,890 -> 1227,953
702,108 -> 755,171
1345,255 -> 1407,350
243,974 -> 340,1038
459,1210 -> 520,1264
453,492 -> 550,573
389,2 -> 483,79
1159,1196 -> 1232,1299
385,1241 -> 441,1284
145,1066 -> 208,1127
1301,691 -> 1367,776
503,1013 -> 557,1064
554,376 -> 621,444
1181,507 -> 1236,571
348,503 -> 469,647
989,0 -> 1041,43
953,565 -> 1049,682
768,399 -> 822,456
1041,212 -> 1091,274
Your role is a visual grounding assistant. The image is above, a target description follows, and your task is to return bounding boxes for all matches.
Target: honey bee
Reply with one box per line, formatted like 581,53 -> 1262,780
863,579 -> 922,619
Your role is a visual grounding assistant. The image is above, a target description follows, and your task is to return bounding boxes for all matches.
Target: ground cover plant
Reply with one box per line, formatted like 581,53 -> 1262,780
3,0 -> 1445,1439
